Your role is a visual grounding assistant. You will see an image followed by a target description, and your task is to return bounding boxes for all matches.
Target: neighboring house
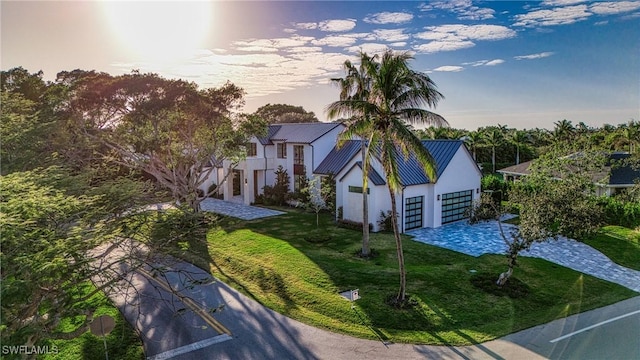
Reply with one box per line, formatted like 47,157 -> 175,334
497,152 -> 640,196
314,139 -> 482,233
201,122 -> 345,205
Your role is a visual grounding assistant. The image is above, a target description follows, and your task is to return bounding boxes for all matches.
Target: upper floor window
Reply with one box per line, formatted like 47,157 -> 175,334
247,143 -> 257,157
293,145 -> 304,165
277,143 -> 287,158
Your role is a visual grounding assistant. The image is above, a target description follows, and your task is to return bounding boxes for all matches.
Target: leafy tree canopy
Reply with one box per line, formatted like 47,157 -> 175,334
253,103 -> 319,124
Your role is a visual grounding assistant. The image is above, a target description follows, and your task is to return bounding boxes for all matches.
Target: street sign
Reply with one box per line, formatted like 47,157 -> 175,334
89,315 -> 115,336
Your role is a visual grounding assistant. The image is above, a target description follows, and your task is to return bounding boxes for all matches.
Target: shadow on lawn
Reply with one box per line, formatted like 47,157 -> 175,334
193,207 -> 635,354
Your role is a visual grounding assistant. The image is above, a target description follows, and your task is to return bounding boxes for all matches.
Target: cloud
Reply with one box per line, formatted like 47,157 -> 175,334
513,4 -> 592,27
363,11 -> 414,24
294,22 -> 318,30
413,41 -> 475,54
318,19 -> 357,32
541,0 -> 586,5
419,0 -> 495,20
346,43 -> 391,55
372,29 -> 410,42
233,36 -> 314,52
413,24 -> 516,54
485,59 -> 505,66
432,66 -> 464,72
589,1 -> 640,15
312,34 -> 369,47
514,52 -> 555,60
465,59 -> 505,66
113,49 -> 355,98
416,24 -> 516,41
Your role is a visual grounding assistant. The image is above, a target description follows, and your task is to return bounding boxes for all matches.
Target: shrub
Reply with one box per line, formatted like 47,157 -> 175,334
377,210 -> 393,232
597,196 -> 640,228
336,219 -> 373,231
261,166 -> 291,206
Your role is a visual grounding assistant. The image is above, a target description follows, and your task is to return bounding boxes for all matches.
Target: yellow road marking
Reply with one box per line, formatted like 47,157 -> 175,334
137,267 -> 231,335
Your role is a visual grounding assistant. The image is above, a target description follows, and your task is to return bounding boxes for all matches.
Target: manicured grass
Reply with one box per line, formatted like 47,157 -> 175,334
584,225 -> 640,271
183,209 -> 638,346
40,283 -> 144,360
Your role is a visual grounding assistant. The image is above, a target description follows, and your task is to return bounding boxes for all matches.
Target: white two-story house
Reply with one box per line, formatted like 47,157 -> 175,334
202,122 -> 345,205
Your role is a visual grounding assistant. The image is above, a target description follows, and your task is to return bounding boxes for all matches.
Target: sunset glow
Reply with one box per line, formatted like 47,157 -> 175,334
100,1 -> 212,65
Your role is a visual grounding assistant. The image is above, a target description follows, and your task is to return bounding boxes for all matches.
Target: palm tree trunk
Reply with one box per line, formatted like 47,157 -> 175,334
361,139 -> 370,256
492,146 -> 496,173
388,186 -> 406,302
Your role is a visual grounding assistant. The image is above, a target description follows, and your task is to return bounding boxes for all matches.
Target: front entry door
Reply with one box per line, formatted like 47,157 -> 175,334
232,170 -> 242,196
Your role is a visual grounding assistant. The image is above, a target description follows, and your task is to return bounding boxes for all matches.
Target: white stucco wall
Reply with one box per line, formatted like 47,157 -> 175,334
431,146 -> 482,227
334,144 -> 481,232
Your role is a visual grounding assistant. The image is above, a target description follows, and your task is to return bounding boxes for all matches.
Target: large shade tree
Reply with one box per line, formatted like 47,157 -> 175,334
327,50 -> 447,303
253,103 -> 319,124
61,71 -> 265,212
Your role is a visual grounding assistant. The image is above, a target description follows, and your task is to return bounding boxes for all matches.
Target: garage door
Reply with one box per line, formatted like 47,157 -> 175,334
441,190 -> 473,224
405,196 -> 423,230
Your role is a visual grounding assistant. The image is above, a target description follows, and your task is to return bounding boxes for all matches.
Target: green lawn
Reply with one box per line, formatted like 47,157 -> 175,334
181,209 -> 638,346
584,225 -> 640,271
40,283 -> 144,360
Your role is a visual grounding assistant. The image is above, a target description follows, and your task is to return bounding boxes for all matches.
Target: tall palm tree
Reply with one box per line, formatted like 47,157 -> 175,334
461,130 -> 483,161
327,50 -> 447,303
509,130 -> 530,165
330,52 -> 374,257
553,119 -> 576,143
422,126 -> 449,139
483,128 -> 504,173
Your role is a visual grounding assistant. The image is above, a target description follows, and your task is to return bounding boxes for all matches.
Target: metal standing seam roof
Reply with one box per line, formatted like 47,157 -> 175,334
397,140 -> 463,186
314,140 -> 362,175
266,122 -> 343,144
257,125 -> 281,145
314,139 -> 464,186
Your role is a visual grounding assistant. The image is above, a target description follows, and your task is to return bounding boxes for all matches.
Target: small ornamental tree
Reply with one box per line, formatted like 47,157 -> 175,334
481,150 -> 605,286
299,176 -> 334,227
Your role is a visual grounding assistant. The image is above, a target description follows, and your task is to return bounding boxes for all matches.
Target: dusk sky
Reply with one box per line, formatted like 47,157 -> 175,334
2,1 -> 639,130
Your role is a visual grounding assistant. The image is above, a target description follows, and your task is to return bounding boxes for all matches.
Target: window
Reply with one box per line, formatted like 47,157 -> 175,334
405,196 -> 423,230
247,143 -> 257,157
277,143 -> 287,158
441,190 -> 473,224
293,145 -> 304,165
348,186 -> 369,194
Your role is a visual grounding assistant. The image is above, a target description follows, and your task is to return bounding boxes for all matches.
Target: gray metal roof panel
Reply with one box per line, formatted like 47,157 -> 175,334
316,139 -> 463,186
355,161 -> 386,186
268,123 -> 343,144
257,125 -> 281,145
396,140 -> 463,186
313,140 -> 361,175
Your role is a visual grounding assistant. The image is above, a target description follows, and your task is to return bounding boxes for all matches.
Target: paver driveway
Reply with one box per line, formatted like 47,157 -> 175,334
407,220 -> 640,292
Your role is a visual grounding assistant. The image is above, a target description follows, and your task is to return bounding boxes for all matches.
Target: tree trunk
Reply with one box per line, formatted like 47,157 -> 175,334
516,146 -> 520,165
388,187 -> 406,302
492,146 -> 496,173
361,139 -> 370,256
497,251 -> 517,286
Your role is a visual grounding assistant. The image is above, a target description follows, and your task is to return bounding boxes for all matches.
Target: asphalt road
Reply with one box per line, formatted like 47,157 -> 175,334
104,255 -> 640,360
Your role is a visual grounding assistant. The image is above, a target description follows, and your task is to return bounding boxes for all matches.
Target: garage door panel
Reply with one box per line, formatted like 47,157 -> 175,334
441,190 -> 472,224
405,196 -> 423,230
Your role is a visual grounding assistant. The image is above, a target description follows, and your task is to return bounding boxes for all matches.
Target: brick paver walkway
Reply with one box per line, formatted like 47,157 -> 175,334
200,198 -> 285,220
